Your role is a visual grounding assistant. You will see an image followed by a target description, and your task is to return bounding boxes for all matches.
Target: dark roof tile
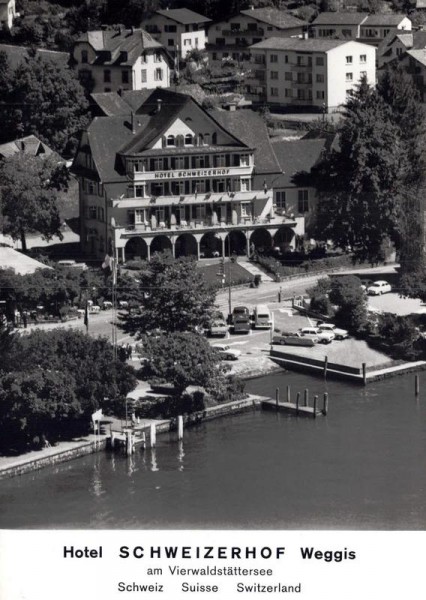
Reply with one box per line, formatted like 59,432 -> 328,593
155,8 -> 211,24
312,12 -> 368,26
272,138 -> 327,187
240,8 -> 306,29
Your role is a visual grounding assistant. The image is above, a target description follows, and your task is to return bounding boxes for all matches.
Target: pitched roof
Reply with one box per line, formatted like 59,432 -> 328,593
250,37 -> 349,51
155,8 -> 211,24
0,43 -> 69,70
240,8 -> 306,29
90,92 -> 132,117
0,135 -> 56,159
75,28 -> 166,66
406,48 -> 426,67
210,109 -> 281,174
416,0 -> 426,8
0,248 -> 53,275
271,138 -> 327,187
311,12 -> 368,26
363,14 -> 409,26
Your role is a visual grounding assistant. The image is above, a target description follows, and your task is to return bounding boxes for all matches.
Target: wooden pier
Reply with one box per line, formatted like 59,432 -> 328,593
261,387 -> 328,418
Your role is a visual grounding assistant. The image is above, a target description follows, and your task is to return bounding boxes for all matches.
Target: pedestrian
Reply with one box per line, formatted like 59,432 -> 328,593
128,345 -> 133,359
278,286 -> 282,303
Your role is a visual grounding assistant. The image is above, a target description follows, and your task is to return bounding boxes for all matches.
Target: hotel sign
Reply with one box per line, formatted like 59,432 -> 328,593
133,166 -> 253,182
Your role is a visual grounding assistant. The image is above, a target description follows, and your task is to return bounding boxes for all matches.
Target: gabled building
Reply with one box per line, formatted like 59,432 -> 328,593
72,89 -> 304,261
143,8 -> 211,59
0,135 -> 56,159
310,12 -> 411,46
378,30 -> 426,68
249,38 -> 376,110
0,0 -> 16,30
72,27 -> 172,94
207,7 -> 306,65
388,49 -> 426,102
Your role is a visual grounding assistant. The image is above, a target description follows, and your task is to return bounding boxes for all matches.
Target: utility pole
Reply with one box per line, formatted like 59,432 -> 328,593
227,234 -> 232,321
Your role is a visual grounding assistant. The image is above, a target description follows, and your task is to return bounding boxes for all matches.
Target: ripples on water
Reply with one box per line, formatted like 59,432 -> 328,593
1,371 -> 426,529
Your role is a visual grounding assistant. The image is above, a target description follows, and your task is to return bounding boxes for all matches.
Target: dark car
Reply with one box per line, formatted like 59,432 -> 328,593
232,306 -> 251,334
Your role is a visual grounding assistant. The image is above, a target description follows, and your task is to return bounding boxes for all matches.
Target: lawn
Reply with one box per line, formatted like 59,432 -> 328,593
197,262 -> 254,288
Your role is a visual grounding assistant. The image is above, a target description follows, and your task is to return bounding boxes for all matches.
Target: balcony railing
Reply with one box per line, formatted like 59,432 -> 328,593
132,165 -> 254,182
222,28 -> 264,36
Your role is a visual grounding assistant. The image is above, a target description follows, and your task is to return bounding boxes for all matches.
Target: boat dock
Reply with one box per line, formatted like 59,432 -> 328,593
261,387 -> 328,418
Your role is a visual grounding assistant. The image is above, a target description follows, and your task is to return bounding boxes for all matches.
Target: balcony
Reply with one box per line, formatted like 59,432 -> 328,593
222,28 -> 264,36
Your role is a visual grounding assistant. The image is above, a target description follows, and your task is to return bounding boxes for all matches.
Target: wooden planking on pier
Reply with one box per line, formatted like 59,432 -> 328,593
261,400 -> 324,417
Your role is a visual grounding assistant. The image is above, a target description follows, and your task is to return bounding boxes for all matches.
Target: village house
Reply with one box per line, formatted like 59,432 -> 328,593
0,0 -> 16,30
249,38 -> 376,110
378,30 -> 426,68
143,8 -> 211,59
310,12 -> 411,46
72,88 -> 312,262
387,49 -> 426,101
72,26 -> 172,94
207,6 -> 306,67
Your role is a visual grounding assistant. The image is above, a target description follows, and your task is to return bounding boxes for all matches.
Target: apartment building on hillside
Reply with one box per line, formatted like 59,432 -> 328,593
143,8 -> 211,59
249,38 -> 376,110
73,27 -> 172,94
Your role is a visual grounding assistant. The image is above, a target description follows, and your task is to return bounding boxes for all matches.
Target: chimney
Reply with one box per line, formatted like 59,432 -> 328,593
157,98 -> 162,113
227,103 -> 237,111
131,111 -> 136,134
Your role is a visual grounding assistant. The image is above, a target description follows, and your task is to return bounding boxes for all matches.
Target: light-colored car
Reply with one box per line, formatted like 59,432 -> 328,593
367,280 -> 392,295
359,278 -> 374,292
300,327 -> 334,344
213,344 -> 241,360
208,313 -> 228,337
318,323 -> 349,340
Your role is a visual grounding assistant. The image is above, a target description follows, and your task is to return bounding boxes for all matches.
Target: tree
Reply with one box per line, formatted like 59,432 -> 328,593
329,276 -> 368,332
2,52 -> 89,155
120,252 -> 217,336
0,153 -> 69,251
314,79 -> 407,263
141,331 -> 228,397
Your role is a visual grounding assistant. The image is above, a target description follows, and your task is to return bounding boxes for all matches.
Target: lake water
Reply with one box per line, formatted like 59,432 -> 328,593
1,371 -> 426,530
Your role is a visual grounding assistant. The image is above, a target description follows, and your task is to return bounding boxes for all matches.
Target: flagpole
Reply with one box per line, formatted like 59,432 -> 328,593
111,240 -> 117,361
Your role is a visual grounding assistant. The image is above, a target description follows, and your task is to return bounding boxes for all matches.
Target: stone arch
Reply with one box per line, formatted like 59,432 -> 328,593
124,237 -> 148,261
274,227 -> 296,252
175,233 -> 197,258
151,235 -> 172,255
250,228 -> 273,255
200,232 -> 222,258
225,230 -> 247,256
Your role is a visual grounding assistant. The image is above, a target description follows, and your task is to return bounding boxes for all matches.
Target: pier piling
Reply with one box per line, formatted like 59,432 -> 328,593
150,423 -> 156,448
296,392 -> 300,415
275,387 -> 280,411
287,385 -> 291,402
304,389 -> 309,407
322,393 -> 329,416
362,363 -> 367,385
415,375 -> 420,397
313,395 -> 318,418
324,356 -> 328,380
178,415 -> 184,440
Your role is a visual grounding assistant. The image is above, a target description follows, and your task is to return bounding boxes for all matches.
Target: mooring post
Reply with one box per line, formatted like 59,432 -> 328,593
150,423 -> 156,448
126,431 -> 133,456
296,392 -> 300,415
362,363 -> 367,385
275,387 -> 280,411
178,415 -> 184,440
324,355 -> 328,380
415,374 -> 420,397
322,392 -> 328,416
286,385 -> 291,403
313,395 -> 318,418
110,428 -> 115,450
304,388 -> 309,407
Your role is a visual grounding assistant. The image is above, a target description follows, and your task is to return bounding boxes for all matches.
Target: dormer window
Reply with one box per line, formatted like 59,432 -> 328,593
212,132 -> 217,145
167,135 -> 175,147
185,134 -> 193,146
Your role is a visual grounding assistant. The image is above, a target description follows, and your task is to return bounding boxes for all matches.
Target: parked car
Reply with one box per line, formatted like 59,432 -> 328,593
317,323 -> 349,340
213,344 -> 241,360
207,312 -> 228,337
299,327 -> 334,344
272,332 -> 315,347
367,280 -> 392,295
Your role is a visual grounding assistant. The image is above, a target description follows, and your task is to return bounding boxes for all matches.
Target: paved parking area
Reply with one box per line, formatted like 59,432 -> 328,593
368,293 -> 426,316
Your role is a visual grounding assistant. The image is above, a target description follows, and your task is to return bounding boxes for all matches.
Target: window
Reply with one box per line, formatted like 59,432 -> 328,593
240,154 -> 250,166
284,55 -> 288,64
342,29 -> 352,37
285,71 -> 292,81
316,90 -> 325,99
270,71 -> 278,80
134,186 -> 145,198
360,71 -> 367,78
298,189 -> 309,213
135,209 -> 146,223
166,135 -> 175,147
141,53 -> 147,64
81,50 -> 88,64
316,56 -> 324,66
396,47 -> 403,56
168,39 -> 174,46
154,52 -> 162,62
184,39 -> 192,46
104,69 -> 111,83
88,206 -> 97,219
97,207 -> 104,221
216,37 -> 225,45
164,24 -> 177,32
276,191 -> 286,210
241,202 -> 252,217
185,134 -> 193,145
154,68 -> 163,81
122,70 -> 129,84
346,72 -> 353,81
104,87 -> 111,93
270,54 -> 278,63
285,88 -> 292,98
297,89 -> 305,100
270,87 -> 279,97
346,56 -> 353,64
141,69 -> 147,83
360,54 -> 367,63
231,22 -> 241,31
316,73 -> 324,83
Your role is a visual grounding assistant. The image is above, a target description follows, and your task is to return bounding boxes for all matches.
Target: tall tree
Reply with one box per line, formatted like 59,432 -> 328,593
2,52 -> 89,155
314,79 -> 406,263
120,252 -> 216,336
0,153 -> 69,251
